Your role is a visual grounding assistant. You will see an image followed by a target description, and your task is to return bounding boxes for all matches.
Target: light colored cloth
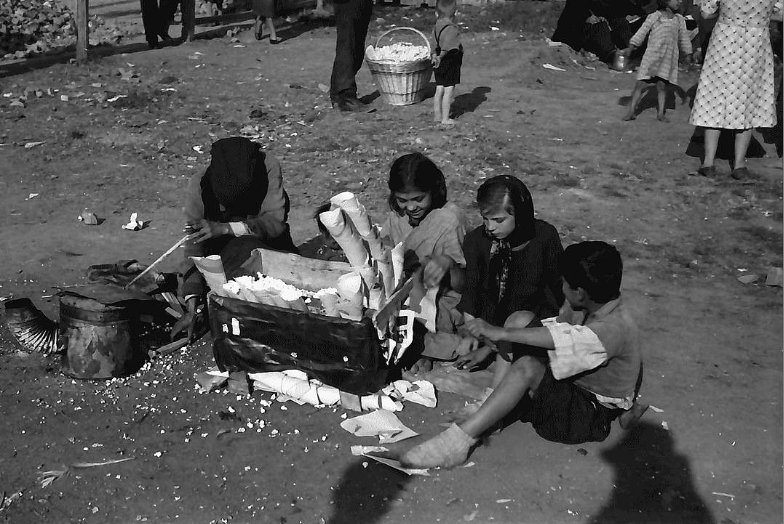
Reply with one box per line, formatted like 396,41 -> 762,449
690,0 -> 781,129
542,297 -> 641,409
630,11 -> 692,84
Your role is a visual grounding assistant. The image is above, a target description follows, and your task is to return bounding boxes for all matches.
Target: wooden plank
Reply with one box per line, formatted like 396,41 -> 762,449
76,0 -> 89,63
245,248 -> 354,292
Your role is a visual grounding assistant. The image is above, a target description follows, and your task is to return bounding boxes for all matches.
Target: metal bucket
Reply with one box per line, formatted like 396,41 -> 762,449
59,295 -> 135,379
612,49 -> 630,71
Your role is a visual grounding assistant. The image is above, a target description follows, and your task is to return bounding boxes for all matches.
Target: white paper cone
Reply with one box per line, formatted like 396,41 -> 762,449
391,242 -> 405,289
250,372 -> 341,407
319,208 -> 370,268
336,272 -> 365,320
191,255 -> 228,295
316,289 -> 341,317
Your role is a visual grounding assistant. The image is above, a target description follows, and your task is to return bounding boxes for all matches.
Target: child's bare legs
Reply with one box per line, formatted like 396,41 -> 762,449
433,85 -> 444,122
401,355 -> 545,468
441,85 -> 456,124
732,129 -> 753,170
461,355 -> 546,438
656,80 -> 669,122
265,17 -> 278,42
491,310 -> 535,388
622,80 -> 646,121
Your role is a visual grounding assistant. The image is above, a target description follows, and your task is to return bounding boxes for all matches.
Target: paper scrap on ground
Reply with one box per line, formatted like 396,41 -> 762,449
350,445 -> 388,456
542,63 -> 566,72
384,380 -> 437,408
122,212 -> 147,231
340,409 -> 418,444
362,454 -> 429,476
195,367 -> 229,393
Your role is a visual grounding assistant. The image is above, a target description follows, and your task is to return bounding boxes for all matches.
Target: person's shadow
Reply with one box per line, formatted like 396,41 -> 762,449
451,86 -> 491,118
618,83 -> 688,118
326,458 -> 413,524
589,422 -> 715,524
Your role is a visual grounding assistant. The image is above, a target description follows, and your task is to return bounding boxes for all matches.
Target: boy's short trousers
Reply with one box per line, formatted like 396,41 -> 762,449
434,46 -> 464,87
529,367 -> 619,445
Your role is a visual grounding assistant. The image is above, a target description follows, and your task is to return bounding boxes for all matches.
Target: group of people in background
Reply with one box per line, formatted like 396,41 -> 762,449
554,0 -> 782,178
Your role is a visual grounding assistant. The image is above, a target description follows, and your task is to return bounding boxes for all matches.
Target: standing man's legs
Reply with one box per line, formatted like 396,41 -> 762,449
141,0 -> 162,48
330,0 -> 373,108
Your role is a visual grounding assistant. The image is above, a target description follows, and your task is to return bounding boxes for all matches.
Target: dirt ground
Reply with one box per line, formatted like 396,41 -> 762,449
0,2 -> 782,523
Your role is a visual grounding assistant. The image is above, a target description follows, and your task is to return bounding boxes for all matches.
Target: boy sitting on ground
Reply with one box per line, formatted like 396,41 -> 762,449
401,240 -> 647,469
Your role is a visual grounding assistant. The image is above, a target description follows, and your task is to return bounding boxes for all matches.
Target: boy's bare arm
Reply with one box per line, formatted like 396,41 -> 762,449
464,319 -> 555,349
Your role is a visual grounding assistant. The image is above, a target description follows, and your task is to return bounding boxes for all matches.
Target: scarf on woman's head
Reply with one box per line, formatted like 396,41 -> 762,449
200,137 -> 269,221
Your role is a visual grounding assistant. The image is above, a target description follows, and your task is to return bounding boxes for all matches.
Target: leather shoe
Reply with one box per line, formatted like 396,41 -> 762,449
332,97 -> 365,112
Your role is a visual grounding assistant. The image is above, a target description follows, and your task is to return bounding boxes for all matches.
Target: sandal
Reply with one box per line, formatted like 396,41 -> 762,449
696,165 -> 717,177
730,167 -> 750,180
269,38 -> 281,45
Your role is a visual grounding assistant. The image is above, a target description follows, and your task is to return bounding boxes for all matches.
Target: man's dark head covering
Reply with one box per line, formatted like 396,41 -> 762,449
200,137 -> 269,219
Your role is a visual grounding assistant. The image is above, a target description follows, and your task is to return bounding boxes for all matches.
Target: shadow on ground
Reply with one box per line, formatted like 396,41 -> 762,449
327,458 -> 412,524
452,86 -> 491,118
589,421 -> 715,524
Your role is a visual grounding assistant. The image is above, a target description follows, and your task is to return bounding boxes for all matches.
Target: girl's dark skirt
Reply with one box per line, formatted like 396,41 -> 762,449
434,46 -> 464,87
252,0 -> 275,18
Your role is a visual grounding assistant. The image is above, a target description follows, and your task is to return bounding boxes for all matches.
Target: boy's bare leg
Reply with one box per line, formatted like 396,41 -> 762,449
656,80 -> 669,122
461,355 -> 545,438
441,85 -> 456,124
401,356 -> 545,468
433,86 -> 444,122
623,80 -> 645,121
491,310 -> 535,388
266,18 -> 278,42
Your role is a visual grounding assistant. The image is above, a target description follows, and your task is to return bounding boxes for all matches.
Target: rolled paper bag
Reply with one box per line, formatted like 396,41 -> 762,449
332,192 -> 373,237
249,371 -> 341,407
390,242 -> 405,289
336,272 -> 365,320
315,289 -> 341,317
191,255 -> 228,295
355,264 -> 378,290
368,286 -> 383,311
363,225 -> 386,261
280,287 -> 308,312
377,259 -> 395,299
319,208 -> 370,268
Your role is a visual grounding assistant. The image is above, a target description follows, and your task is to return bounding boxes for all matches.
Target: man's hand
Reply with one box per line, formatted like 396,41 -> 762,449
464,318 -> 505,341
170,298 -> 199,341
423,254 -> 452,289
431,54 -> 441,69
454,345 -> 494,371
190,219 -> 230,244
586,14 -> 604,24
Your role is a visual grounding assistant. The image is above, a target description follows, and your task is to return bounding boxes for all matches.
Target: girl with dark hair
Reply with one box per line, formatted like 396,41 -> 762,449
453,175 -> 564,388
381,152 -> 470,372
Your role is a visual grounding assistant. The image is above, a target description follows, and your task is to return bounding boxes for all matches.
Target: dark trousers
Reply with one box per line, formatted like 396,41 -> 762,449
584,17 -> 632,63
330,0 -> 373,101
140,0 -> 180,44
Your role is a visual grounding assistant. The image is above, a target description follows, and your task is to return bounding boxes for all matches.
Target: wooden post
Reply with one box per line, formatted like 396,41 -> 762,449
182,0 -> 196,42
76,0 -> 89,63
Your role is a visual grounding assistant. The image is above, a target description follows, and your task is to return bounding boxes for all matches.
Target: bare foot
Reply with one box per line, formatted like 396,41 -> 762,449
657,114 -> 670,122
622,113 -> 636,121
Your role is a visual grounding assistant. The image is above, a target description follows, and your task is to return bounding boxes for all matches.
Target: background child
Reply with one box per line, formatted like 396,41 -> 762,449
453,175 -> 564,392
622,0 -> 692,122
401,241 -> 645,469
431,0 -> 464,125
382,152 -> 470,372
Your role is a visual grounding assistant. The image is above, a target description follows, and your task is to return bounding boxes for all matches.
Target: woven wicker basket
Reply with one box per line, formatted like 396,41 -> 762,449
365,27 -> 433,106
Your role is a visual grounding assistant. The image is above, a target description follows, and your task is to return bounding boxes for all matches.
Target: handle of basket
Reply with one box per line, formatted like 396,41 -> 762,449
374,27 -> 432,54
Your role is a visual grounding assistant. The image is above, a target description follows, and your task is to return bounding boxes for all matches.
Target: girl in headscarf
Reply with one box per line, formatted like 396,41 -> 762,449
454,175 -> 564,389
